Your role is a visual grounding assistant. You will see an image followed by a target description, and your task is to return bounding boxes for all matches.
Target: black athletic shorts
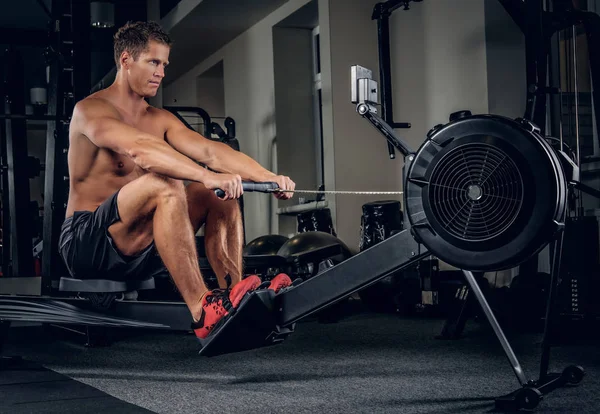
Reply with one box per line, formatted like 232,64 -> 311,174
58,191 -> 162,281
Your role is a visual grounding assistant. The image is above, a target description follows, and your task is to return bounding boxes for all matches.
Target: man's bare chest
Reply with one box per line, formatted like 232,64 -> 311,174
104,111 -> 167,177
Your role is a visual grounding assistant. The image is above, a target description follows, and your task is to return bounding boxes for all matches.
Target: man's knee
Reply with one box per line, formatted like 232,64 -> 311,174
145,173 -> 186,201
185,183 -> 241,226
210,197 -> 241,221
186,182 -> 214,204
187,183 -> 236,212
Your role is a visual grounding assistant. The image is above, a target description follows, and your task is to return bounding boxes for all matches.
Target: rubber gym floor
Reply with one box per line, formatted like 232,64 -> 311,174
2,302 -> 599,414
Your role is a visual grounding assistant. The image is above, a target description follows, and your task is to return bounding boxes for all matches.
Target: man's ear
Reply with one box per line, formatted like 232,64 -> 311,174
120,51 -> 131,69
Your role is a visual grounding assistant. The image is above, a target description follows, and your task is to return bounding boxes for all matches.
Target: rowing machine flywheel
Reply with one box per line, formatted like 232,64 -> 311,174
405,113 -> 567,272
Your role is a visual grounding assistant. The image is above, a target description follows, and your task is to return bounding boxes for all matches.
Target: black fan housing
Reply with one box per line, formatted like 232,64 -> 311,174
405,114 -> 567,271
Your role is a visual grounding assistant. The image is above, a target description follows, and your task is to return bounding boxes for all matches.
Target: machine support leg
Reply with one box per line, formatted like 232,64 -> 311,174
462,270 -> 528,386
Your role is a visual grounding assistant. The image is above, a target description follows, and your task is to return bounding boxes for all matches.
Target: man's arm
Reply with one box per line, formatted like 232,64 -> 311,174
73,98 -> 214,183
163,111 -> 276,182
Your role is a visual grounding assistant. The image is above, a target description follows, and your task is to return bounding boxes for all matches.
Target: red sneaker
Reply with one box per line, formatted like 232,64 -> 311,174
192,276 -> 261,340
268,273 -> 292,293
229,275 -> 261,308
191,290 -> 231,340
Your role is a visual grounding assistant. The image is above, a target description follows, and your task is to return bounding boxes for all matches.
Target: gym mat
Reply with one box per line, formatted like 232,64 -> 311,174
0,357 -> 154,414
4,314 -> 600,413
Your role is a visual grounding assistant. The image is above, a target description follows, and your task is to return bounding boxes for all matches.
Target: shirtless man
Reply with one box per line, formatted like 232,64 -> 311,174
58,21 -> 295,340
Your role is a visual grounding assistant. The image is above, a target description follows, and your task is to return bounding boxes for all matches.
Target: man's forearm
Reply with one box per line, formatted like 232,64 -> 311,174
130,137 -> 212,183
208,142 -> 276,182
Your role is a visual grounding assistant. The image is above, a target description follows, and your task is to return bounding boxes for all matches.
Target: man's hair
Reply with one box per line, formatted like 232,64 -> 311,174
113,21 -> 172,69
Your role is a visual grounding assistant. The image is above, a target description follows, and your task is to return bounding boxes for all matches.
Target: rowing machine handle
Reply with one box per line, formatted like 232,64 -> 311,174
214,181 -> 279,198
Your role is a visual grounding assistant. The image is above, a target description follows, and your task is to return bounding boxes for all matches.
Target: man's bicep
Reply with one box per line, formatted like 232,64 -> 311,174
162,109 -> 203,143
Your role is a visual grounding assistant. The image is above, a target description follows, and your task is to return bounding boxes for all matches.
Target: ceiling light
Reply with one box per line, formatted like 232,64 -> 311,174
90,2 -> 115,28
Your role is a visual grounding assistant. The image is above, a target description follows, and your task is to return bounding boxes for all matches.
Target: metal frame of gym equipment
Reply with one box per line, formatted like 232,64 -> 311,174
164,106 -> 213,138
0,0 -> 91,284
503,0 -> 600,290
0,49 -> 36,280
501,0 -> 600,141
373,0 -> 600,146
163,106 -> 238,144
371,0 -> 416,162
41,0 -> 92,294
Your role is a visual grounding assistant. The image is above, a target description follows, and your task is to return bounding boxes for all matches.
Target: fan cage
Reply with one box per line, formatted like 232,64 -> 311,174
428,142 -> 524,242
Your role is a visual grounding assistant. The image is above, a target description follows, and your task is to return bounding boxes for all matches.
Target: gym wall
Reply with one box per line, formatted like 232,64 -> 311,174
325,0 -> 403,248
389,0 -> 489,159
484,0 -> 527,120
196,61 -> 226,119
328,0 -> 491,250
273,24 -> 318,237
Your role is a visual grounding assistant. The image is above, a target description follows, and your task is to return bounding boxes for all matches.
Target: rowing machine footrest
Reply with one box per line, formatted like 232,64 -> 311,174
198,289 -> 295,357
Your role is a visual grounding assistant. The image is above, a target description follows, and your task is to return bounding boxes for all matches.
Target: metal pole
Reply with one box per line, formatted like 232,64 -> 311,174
572,25 -> 580,167
462,270 -> 529,386
3,49 -> 34,278
42,0 -> 70,293
558,30 -> 564,152
571,24 -> 585,216
376,8 -> 397,160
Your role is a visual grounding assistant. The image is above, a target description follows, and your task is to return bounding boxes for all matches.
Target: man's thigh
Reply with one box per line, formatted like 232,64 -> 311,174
109,173 -> 185,256
59,191 -> 154,281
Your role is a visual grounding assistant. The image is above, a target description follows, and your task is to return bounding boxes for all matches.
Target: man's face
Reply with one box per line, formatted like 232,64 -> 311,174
125,41 -> 170,98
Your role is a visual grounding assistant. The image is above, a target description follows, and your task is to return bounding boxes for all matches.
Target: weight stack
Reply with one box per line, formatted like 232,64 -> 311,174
357,200 -> 409,313
558,216 -> 600,322
297,208 -> 336,236
358,200 -> 404,250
